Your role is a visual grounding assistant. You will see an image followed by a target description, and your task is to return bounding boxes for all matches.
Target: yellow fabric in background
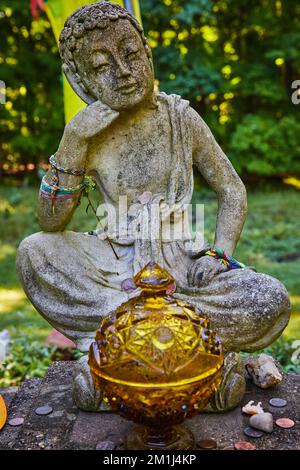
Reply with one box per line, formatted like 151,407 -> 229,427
44,0 -> 142,122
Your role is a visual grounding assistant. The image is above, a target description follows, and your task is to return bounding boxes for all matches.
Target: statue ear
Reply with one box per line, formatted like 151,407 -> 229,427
62,63 -> 96,105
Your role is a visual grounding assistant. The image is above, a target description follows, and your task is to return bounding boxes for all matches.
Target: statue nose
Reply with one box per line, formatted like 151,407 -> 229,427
115,58 -> 131,78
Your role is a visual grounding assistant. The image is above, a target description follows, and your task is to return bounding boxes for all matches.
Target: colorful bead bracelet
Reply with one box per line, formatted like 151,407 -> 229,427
205,249 -> 245,270
39,154 -> 95,211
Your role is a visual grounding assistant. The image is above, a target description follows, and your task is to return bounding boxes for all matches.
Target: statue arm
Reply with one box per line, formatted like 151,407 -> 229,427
188,106 -> 247,256
37,125 -> 88,232
37,101 -> 119,232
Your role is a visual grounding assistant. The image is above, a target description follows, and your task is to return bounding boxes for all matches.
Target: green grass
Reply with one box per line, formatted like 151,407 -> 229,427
0,180 -> 299,352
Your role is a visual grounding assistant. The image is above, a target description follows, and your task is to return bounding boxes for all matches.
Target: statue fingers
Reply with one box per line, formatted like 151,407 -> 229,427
187,262 -> 200,286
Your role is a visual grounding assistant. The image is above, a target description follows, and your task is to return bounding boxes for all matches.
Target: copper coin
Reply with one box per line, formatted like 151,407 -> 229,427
96,440 -> 116,450
244,426 -> 264,438
275,418 -> 295,429
197,439 -> 218,449
269,398 -> 287,408
35,405 -> 53,416
8,417 -> 24,427
234,440 -> 256,450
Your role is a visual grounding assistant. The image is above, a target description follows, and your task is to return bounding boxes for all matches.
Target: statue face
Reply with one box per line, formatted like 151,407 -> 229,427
73,19 -> 154,111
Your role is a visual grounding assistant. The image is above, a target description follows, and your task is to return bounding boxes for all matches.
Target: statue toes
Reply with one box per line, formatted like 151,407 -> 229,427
72,356 -> 103,411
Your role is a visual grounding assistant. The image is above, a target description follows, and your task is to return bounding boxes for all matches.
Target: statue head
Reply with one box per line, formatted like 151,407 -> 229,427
59,1 -> 157,111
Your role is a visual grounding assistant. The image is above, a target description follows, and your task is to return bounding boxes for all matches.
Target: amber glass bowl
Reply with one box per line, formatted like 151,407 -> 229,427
89,262 -> 223,450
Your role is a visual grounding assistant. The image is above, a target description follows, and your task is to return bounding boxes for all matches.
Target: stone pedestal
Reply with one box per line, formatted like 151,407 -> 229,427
0,362 -> 299,450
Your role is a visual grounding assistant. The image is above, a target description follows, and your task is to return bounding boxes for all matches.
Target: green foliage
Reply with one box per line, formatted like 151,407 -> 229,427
0,337 -> 56,386
141,0 -> 300,176
1,0 -> 299,177
0,1 -> 64,173
259,337 -> 300,374
229,115 -> 300,175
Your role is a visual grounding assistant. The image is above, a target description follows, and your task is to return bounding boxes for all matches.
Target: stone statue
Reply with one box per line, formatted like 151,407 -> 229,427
16,1 -> 290,411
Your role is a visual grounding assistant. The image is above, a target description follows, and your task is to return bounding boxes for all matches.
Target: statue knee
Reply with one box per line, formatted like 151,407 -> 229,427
17,232 -> 46,263
257,274 -> 291,318
16,231 -> 60,280
17,233 -> 37,265
231,271 -> 291,352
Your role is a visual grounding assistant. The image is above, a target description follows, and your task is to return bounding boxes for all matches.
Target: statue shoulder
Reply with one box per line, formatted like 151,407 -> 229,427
157,91 -> 190,111
158,91 -> 207,135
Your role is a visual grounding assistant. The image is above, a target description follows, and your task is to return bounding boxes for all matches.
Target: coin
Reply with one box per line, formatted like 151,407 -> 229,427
275,418 -> 295,429
197,439 -> 218,449
35,405 -> 53,416
8,417 -> 24,427
244,426 -> 264,438
234,440 -> 256,450
269,398 -> 287,408
96,440 -> 116,450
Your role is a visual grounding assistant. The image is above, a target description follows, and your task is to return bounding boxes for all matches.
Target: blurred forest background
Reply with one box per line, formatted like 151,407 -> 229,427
1,0 -> 300,176
0,0 -> 300,385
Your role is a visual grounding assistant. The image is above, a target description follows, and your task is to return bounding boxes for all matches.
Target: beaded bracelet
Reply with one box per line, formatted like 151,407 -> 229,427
205,249 -> 245,270
39,154 -> 95,211
40,175 -> 95,197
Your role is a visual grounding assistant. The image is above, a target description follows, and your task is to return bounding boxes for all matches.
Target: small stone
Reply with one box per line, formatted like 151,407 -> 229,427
138,191 -> 152,205
197,439 -> 217,449
44,329 -> 75,349
121,278 -> 137,293
49,410 -> 64,418
234,440 -> 256,450
166,282 -> 176,295
244,426 -> 264,438
8,417 -> 24,427
269,398 -> 287,408
96,440 -> 116,450
275,418 -> 295,429
245,354 -> 282,389
242,400 -> 264,415
249,412 -> 273,433
67,413 -> 76,421
35,405 -> 53,416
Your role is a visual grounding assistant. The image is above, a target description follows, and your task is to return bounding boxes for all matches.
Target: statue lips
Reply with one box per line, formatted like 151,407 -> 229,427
116,82 -> 137,94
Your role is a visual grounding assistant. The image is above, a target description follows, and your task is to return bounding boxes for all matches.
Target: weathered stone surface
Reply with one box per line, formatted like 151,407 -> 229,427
0,362 -> 299,450
0,378 -> 41,450
16,1 -> 291,411
0,386 -> 18,410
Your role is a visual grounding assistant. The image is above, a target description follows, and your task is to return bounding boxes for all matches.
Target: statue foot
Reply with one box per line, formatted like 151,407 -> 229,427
205,352 -> 246,412
72,355 -> 106,411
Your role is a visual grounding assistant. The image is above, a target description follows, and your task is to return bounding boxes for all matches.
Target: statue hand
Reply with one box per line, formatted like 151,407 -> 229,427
187,255 -> 224,287
65,100 -> 120,142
